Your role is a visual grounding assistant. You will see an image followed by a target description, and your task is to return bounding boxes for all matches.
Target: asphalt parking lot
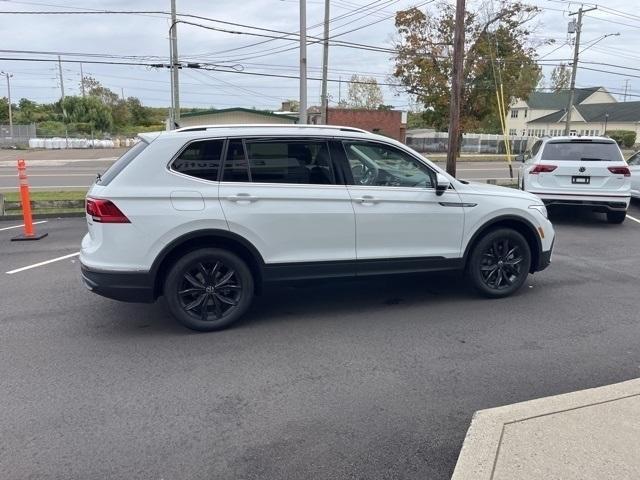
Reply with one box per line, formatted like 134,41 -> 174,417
2,203 -> 640,480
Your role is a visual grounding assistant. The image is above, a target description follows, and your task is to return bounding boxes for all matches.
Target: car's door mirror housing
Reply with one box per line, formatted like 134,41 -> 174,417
516,153 -> 525,163
435,173 -> 450,196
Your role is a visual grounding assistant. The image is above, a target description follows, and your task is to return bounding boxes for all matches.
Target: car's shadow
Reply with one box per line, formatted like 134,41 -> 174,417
547,206 -> 615,226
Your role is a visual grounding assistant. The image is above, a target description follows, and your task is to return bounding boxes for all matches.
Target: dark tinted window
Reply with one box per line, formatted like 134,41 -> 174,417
343,141 -> 435,188
99,139 -> 148,185
541,140 -> 624,161
223,140 -> 250,182
244,140 -> 335,184
627,152 -> 640,166
530,140 -> 543,157
171,139 -> 223,181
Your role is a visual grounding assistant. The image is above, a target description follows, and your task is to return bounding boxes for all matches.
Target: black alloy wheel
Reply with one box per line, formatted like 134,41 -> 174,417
468,228 -> 531,298
165,248 -> 254,331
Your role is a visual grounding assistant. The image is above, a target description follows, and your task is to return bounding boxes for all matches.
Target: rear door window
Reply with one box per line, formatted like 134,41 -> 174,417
171,139 -> 224,181
222,139 -> 335,185
541,141 -> 623,162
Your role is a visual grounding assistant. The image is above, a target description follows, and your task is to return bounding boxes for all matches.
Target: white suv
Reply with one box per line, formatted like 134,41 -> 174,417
80,125 -> 555,331
518,136 -> 631,223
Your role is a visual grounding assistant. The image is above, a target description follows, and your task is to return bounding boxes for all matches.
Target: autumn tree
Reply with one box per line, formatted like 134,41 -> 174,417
347,74 -> 384,109
393,1 -> 544,132
549,63 -> 571,92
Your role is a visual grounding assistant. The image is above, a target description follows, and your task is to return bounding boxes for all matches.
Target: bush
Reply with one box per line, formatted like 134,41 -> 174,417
606,130 -> 637,149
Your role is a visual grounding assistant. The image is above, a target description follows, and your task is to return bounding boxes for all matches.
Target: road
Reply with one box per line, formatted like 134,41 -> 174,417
0,156 -> 514,191
1,202 -> 640,479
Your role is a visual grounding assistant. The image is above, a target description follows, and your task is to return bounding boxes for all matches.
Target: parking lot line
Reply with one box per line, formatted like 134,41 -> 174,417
0,221 -> 47,232
626,214 -> 640,225
6,252 -> 79,275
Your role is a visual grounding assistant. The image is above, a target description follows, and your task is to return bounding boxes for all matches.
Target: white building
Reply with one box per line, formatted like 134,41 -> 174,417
506,87 -> 640,138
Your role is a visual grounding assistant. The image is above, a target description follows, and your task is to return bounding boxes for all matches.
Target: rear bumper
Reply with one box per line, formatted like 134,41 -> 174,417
80,263 -> 155,303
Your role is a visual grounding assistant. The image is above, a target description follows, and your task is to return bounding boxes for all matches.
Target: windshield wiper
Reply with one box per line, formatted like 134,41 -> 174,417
580,157 -> 605,161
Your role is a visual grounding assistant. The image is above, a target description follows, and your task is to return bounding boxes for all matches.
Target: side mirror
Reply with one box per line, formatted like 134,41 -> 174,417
435,173 -> 450,196
516,153 -> 525,163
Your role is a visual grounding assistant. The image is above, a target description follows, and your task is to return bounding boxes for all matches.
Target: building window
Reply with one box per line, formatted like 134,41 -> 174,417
509,128 -> 517,136
524,109 -> 528,118
511,109 -> 519,118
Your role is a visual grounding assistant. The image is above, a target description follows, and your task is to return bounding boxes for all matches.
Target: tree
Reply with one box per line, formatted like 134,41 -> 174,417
0,97 -> 9,123
393,1 -> 544,132
549,63 -> 571,92
59,96 -> 113,132
347,74 -> 384,109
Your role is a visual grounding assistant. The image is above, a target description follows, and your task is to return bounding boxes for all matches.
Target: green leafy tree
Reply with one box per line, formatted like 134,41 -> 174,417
393,1 -> 544,132
59,96 -> 113,132
0,97 -> 10,123
347,75 -> 384,109
126,97 -> 153,126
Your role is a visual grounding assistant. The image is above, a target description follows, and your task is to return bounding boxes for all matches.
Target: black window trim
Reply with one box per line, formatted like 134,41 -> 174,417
335,137 -> 441,190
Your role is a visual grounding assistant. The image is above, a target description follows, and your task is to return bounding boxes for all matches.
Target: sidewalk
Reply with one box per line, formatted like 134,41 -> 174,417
452,378 -> 640,480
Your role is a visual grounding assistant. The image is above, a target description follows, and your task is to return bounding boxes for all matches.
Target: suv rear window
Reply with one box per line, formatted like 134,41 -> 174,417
541,140 -> 623,162
98,139 -> 148,185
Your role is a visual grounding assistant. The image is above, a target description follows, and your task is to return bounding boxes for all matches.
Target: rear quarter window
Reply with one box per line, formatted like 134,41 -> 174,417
541,141 -> 623,162
98,140 -> 148,186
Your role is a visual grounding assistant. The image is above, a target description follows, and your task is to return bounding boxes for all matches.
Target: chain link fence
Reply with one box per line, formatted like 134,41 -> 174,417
0,124 -> 36,147
406,132 -> 532,155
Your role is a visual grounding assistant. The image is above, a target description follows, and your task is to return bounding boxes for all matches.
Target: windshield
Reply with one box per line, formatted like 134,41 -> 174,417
541,140 -> 623,162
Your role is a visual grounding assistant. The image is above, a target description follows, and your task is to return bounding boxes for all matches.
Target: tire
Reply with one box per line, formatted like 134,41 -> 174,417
164,248 -> 254,332
606,211 -> 626,224
467,228 -> 532,298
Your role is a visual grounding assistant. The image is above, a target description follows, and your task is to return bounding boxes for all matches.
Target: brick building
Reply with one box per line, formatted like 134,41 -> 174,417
326,108 -> 408,142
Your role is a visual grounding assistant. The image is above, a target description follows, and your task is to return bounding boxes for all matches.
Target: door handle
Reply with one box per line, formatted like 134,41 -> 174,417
355,195 -> 378,204
227,193 -> 257,203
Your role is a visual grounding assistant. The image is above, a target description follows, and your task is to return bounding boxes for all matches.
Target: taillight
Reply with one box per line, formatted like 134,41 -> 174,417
608,166 -> 631,177
86,198 -> 130,223
530,164 -> 557,174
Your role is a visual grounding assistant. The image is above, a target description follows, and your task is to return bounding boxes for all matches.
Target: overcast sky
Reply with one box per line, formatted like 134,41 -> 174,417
0,0 -> 638,110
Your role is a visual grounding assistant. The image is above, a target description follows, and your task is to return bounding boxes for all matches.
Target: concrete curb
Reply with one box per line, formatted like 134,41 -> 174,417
452,378 -> 640,479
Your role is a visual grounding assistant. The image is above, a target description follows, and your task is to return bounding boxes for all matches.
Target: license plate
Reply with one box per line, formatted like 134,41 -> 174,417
572,176 -> 590,184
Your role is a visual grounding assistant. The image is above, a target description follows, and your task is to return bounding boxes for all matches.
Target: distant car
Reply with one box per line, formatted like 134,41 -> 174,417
80,124 -> 555,332
518,136 -> 631,224
627,151 -> 640,200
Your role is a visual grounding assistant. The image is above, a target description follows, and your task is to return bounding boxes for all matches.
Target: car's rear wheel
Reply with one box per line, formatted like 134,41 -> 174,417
467,228 -> 531,298
164,248 -> 254,331
606,211 -> 626,224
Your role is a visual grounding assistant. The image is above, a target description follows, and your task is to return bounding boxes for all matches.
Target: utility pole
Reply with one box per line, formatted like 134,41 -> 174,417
299,0 -> 308,124
79,62 -> 85,97
623,79 -> 630,102
57,55 -> 65,100
1,71 -> 13,137
338,76 -> 342,105
121,87 -> 125,100
170,0 -> 180,125
320,0 -> 330,124
446,0 -> 465,177
564,5 -> 597,135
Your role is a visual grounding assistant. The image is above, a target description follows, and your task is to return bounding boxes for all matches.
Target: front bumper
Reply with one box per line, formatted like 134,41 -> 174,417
81,263 -> 155,303
536,244 -> 553,272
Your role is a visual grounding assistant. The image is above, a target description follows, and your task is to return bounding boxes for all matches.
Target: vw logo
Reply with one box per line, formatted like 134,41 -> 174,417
579,166 -> 586,173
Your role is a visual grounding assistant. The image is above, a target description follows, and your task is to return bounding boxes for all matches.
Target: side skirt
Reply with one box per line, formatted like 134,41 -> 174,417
263,257 -> 464,282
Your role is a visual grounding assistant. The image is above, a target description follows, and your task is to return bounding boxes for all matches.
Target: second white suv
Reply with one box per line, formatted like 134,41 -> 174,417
80,125 -> 555,331
519,136 -> 631,223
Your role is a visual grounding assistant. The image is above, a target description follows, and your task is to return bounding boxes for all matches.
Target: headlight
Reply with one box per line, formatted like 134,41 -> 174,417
528,204 -> 548,218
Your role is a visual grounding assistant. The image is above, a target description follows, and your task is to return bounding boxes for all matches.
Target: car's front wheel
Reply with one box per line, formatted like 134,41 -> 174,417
606,211 -> 626,224
467,228 -> 531,298
164,248 -> 254,331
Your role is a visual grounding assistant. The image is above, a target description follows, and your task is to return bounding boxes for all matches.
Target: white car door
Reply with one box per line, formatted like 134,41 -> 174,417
340,140 -> 465,263
219,138 -> 356,265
